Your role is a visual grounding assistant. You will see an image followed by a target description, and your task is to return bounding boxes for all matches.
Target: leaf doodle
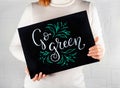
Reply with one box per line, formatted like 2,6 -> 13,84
39,22 -> 78,66
39,51 -> 53,64
45,22 -> 70,38
57,49 -> 77,66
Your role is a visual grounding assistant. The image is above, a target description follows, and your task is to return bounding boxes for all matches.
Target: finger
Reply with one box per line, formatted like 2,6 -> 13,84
91,55 -> 103,60
42,74 -> 46,78
88,50 -> 103,60
89,45 -> 101,51
88,48 -> 102,54
87,52 -> 102,56
88,45 -> 103,56
37,72 -> 42,81
94,36 -> 99,44
32,74 -> 38,81
89,37 -> 99,50
25,67 -> 29,75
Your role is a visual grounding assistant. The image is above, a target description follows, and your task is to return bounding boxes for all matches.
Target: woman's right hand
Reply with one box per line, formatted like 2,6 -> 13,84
25,66 -> 47,81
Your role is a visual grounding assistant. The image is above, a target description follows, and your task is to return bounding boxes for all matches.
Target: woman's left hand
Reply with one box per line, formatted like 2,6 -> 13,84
87,36 -> 104,60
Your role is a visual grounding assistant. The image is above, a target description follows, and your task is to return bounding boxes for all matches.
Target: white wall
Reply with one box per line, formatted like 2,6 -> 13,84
0,0 -> 120,88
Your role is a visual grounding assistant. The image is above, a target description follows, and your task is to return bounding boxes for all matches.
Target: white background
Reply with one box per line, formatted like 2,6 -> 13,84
0,0 -> 120,88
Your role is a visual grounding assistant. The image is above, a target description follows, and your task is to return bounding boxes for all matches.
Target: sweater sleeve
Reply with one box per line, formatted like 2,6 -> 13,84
9,4 -> 33,63
88,3 -> 105,55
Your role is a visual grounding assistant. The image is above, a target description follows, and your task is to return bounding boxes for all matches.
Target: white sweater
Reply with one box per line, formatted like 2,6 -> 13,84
9,0 -> 105,88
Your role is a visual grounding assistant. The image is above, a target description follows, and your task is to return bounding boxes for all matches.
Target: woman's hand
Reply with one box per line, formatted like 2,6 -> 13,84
25,66 -> 47,81
87,36 -> 104,60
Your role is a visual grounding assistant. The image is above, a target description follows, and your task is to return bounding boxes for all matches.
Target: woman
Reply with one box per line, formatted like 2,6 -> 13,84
9,0 -> 105,88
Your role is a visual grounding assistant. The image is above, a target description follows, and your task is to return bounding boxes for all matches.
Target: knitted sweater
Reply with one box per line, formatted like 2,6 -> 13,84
9,0 -> 105,88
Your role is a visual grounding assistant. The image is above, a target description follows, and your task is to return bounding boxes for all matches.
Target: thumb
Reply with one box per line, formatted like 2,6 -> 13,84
94,36 -> 99,44
25,66 -> 29,75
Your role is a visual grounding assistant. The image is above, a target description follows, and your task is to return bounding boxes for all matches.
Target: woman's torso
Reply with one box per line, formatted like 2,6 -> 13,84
24,0 -> 91,88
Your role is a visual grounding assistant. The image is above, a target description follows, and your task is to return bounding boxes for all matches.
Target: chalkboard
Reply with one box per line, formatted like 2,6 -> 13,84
18,11 -> 99,79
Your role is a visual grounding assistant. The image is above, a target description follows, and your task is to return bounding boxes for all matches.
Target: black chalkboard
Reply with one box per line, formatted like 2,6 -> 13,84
18,11 -> 99,79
